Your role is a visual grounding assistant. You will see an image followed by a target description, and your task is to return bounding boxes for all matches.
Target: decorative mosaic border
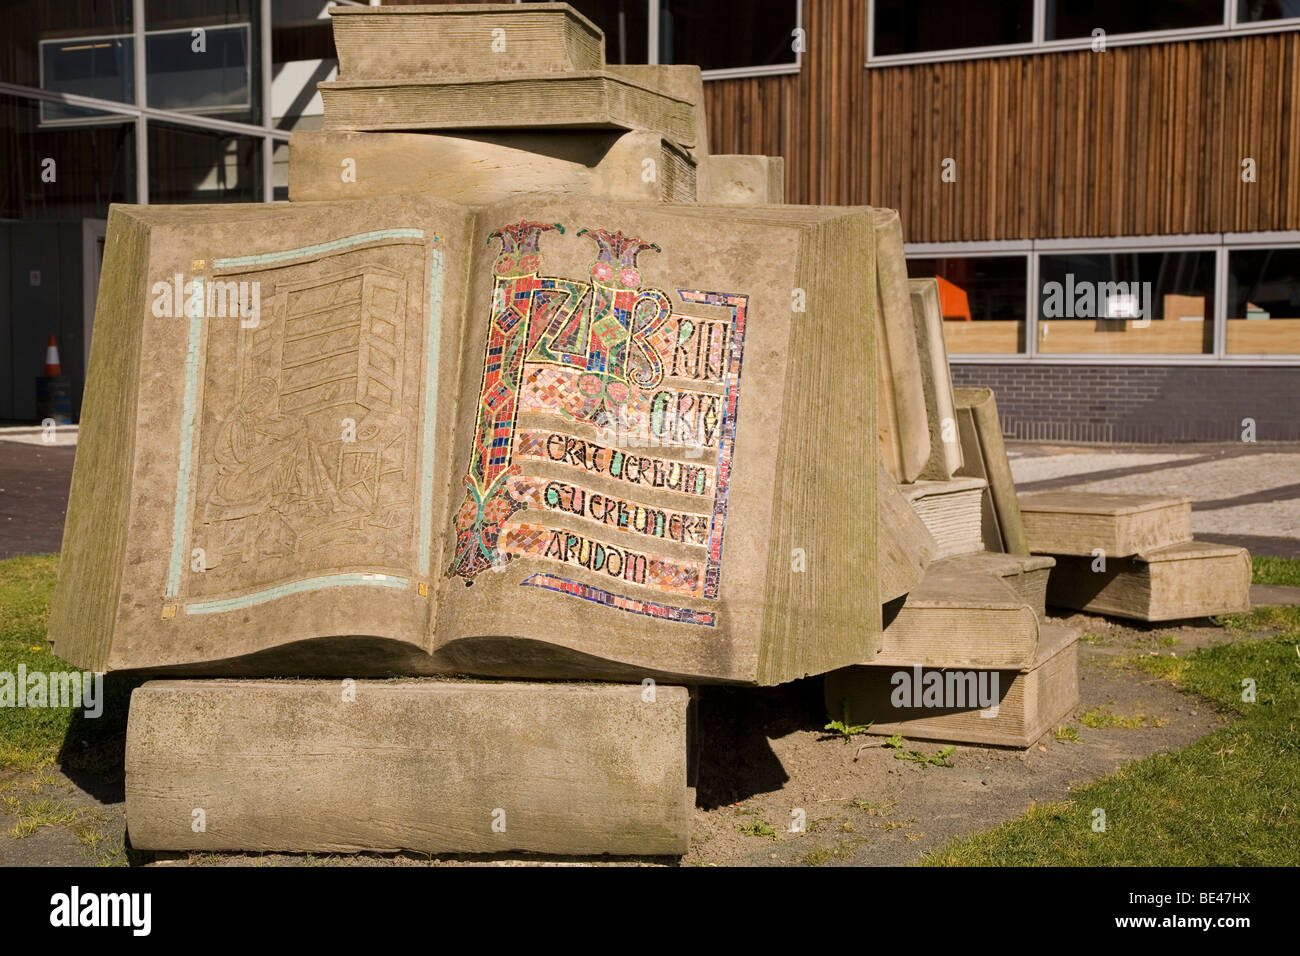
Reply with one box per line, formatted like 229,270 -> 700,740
519,573 -> 716,627
677,290 -> 750,600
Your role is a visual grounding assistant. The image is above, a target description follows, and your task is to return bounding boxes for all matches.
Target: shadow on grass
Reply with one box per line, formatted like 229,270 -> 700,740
56,673 -> 147,804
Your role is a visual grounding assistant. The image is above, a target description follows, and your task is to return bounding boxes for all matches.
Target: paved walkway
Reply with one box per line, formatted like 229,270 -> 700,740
1008,441 -> 1300,557
0,440 -> 75,559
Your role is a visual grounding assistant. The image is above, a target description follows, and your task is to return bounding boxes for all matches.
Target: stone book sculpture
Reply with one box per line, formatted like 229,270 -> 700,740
51,193 -> 884,685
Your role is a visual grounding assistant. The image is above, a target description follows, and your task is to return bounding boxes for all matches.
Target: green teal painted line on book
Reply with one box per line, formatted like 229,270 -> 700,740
166,279 -> 205,598
184,572 -> 411,615
166,228 -> 441,606
418,248 -> 444,576
212,228 -> 428,270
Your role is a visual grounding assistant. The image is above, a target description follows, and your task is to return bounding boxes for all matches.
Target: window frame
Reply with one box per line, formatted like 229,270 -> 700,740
4,0 -> 371,204
39,23 -> 256,127
906,233 -> 1300,365
868,0 -> 1300,67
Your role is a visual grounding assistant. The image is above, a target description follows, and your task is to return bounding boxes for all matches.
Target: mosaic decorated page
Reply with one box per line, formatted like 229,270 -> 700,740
443,217 -> 751,631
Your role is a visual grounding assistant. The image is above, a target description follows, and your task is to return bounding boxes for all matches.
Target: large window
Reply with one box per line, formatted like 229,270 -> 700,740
148,122 -> 262,203
1227,248 -> 1300,355
1044,0 -> 1224,39
1037,250 -> 1216,355
0,93 -> 137,422
905,255 -> 1028,354
2,2 -> 134,90
0,1 -> 367,423
659,1 -> 801,72
873,0 -> 1032,58
871,0 -> 1300,63
1240,0 -> 1300,23
271,0 -> 341,198
908,239 -> 1300,361
38,34 -> 135,122
526,0 -> 802,77
35,5 -> 261,126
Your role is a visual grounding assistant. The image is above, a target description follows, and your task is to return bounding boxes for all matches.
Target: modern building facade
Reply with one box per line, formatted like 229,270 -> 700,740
4,0 -> 1298,441
702,0 -> 1300,442
0,0 -> 353,422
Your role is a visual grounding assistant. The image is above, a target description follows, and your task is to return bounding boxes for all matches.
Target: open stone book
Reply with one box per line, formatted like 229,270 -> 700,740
51,193 -> 883,684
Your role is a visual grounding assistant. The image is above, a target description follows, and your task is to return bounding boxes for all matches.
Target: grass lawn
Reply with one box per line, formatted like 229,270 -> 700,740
925,598 -> 1300,866
1253,555 -> 1300,588
0,555 -> 139,865
0,555 -> 75,770
0,554 -> 137,771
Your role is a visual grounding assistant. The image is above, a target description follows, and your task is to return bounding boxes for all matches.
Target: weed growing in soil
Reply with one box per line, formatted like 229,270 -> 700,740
823,700 -> 871,743
884,734 -> 956,767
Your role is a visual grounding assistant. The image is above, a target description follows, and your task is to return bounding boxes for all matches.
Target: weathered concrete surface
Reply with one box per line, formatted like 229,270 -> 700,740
290,129 -> 697,204
125,679 -> 691,857
1008,440 -> 1300,558
826,622 -> 1079,748
702,155 -> 784,205
1045,541 -> 1251,621
909,278 -> 963,480
954,388 -> 1029,555
330,3 -> 605,80
319,72 -> 697,147
1019,491 -> 1194,557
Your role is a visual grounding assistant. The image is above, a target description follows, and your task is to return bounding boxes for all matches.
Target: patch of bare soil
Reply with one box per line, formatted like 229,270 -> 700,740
682,612 -> 1237,867
0,612 -> 1249,867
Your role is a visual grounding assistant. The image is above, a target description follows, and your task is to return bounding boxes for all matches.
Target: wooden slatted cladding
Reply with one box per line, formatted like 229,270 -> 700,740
702,1 -> 1300,242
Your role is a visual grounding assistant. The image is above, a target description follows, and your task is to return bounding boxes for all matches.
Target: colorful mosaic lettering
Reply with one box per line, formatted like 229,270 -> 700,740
500,522 -> 704,597
447,220 -> 750,620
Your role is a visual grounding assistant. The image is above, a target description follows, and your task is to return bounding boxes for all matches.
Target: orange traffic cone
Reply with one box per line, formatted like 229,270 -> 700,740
44,335 -> 62,376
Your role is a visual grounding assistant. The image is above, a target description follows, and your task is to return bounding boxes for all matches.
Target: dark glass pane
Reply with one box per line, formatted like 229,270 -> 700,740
907,255 -> 1027,354
1037,251 -> 1215,354
40,36 -> 134,120
272,138 -> 289,201
0,94 -> 136,220
874,0 -> 1032,56
3,0 -> 134,92
148,122 -> 261,203
525,0 -> 650,64
146,0 -> 260,123
1046,0 -> 1224,40
0,93 -> 136,423
271,0 -> 337,132
1239,0 -> 1300,21
1227,248 -> 1300,354
661,1 -> 798,71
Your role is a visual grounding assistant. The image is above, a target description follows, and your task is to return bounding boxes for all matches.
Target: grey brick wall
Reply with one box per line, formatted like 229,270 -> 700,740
950,364 -> 1300,443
